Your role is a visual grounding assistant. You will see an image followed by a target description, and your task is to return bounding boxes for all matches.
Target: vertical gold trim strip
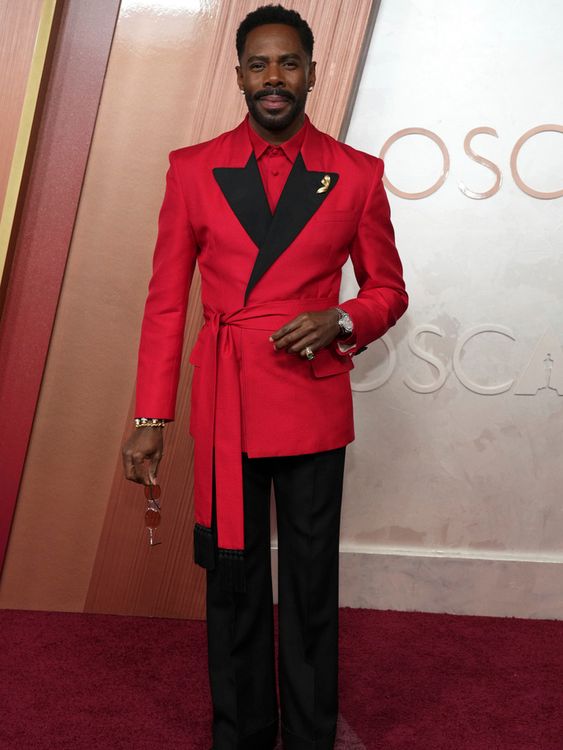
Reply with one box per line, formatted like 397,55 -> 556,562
0,0 -> 58,286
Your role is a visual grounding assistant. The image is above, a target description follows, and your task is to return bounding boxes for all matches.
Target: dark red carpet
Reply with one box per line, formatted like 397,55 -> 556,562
1,607 -> 562,749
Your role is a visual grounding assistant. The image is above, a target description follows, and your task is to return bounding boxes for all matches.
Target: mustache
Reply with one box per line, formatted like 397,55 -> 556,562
253,88 -> 296,102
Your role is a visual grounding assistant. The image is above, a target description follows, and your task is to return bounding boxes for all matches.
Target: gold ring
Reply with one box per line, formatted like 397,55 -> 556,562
304,346 -> 315,360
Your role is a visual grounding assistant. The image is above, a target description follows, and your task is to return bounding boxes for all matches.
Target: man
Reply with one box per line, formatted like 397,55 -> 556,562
122,5 -> 407,750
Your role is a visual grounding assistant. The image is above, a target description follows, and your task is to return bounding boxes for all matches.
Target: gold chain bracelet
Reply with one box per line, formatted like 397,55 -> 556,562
134,417 -> 166,429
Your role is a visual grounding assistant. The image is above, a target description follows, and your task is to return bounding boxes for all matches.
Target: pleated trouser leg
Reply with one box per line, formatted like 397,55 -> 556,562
274,447 -> 346,750
206,447 -> 346,750
206,454 -> 279,750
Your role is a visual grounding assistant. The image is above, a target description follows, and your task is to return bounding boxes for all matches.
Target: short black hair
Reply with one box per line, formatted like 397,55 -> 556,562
236,4 -> 314,61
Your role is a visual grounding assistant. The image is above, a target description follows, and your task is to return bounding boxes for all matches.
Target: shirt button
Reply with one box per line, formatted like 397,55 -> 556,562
272,169 -> 279,176
271,148 -> 280,155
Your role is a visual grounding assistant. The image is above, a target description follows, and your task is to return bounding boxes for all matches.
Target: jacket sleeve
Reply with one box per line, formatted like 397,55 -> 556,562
336,157 -> 408,353
134,151 -> 197,420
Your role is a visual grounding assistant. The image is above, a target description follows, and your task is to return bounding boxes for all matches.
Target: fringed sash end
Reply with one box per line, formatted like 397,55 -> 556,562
194,525 -> 246,593
194,523 -> 216,570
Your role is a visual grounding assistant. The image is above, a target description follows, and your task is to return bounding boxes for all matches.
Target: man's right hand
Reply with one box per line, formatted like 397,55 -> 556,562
122,427 -> 164,485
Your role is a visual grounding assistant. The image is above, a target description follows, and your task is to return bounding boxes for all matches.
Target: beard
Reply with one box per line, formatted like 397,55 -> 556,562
245,87 -> 307,132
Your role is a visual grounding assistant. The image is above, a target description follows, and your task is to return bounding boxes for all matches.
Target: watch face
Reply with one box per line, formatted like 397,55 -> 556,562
339,313 -> 353,335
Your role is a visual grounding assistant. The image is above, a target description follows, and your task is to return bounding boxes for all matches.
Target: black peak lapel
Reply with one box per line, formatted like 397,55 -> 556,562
245,154 -> 339,302
213,154 -> 272,250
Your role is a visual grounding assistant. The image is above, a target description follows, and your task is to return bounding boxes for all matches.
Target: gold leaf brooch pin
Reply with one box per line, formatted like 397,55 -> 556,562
316,175 -> 331,194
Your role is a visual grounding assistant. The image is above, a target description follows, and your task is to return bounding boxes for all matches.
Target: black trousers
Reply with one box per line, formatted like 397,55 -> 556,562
206,447 -> 346,750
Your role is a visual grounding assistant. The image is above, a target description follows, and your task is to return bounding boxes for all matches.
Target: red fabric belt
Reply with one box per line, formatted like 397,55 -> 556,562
193,297 -> 339,553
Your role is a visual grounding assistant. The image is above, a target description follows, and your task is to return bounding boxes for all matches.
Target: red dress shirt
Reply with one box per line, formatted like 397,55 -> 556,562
247,117 -> 307,212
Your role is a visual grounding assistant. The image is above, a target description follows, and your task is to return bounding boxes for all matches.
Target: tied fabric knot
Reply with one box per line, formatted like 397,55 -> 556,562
191,297 -> 339,592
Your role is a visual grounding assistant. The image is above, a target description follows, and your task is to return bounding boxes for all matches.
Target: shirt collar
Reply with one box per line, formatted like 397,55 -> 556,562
246,113 -> 309,163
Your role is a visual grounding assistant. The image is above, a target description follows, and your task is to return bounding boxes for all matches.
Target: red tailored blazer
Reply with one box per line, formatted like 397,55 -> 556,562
135,115 -> 408,586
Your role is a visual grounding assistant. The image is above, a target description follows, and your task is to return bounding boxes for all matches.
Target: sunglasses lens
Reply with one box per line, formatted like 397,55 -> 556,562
144,483 -> 161,500
145,508 -> 161,527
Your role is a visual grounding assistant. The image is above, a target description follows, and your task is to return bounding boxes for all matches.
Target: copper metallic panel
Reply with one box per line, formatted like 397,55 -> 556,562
0,0 -> 121,602
1,0 -> 376,618
85,0 -> 377,620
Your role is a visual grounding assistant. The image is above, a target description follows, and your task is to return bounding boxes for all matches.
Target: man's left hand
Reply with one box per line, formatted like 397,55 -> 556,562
269,308 -> 341,357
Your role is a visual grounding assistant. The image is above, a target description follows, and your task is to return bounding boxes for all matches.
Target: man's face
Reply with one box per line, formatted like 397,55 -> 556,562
236,23 -> 315,133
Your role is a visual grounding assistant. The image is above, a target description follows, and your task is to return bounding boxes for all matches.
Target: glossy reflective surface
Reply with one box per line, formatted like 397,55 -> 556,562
0,0 -> 44,220
0,0 -> 376,618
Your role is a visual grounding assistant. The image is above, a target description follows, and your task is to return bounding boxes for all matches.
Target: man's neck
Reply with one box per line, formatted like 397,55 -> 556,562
248,112 -> 306,145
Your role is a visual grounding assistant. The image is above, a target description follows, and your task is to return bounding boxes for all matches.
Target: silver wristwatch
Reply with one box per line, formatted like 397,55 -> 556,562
334,307 -> 354,337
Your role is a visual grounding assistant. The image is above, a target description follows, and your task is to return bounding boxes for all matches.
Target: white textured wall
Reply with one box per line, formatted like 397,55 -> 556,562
337,0 -> 563,617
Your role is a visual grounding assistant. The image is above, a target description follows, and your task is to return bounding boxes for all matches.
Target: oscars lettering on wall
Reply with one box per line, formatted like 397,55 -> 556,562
351,123 -> 563,395
378,124 -> 563,200
351,326 -> 563,396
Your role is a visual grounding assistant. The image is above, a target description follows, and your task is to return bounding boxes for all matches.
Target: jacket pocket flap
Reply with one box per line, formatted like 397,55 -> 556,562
311,346 -> 354,377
